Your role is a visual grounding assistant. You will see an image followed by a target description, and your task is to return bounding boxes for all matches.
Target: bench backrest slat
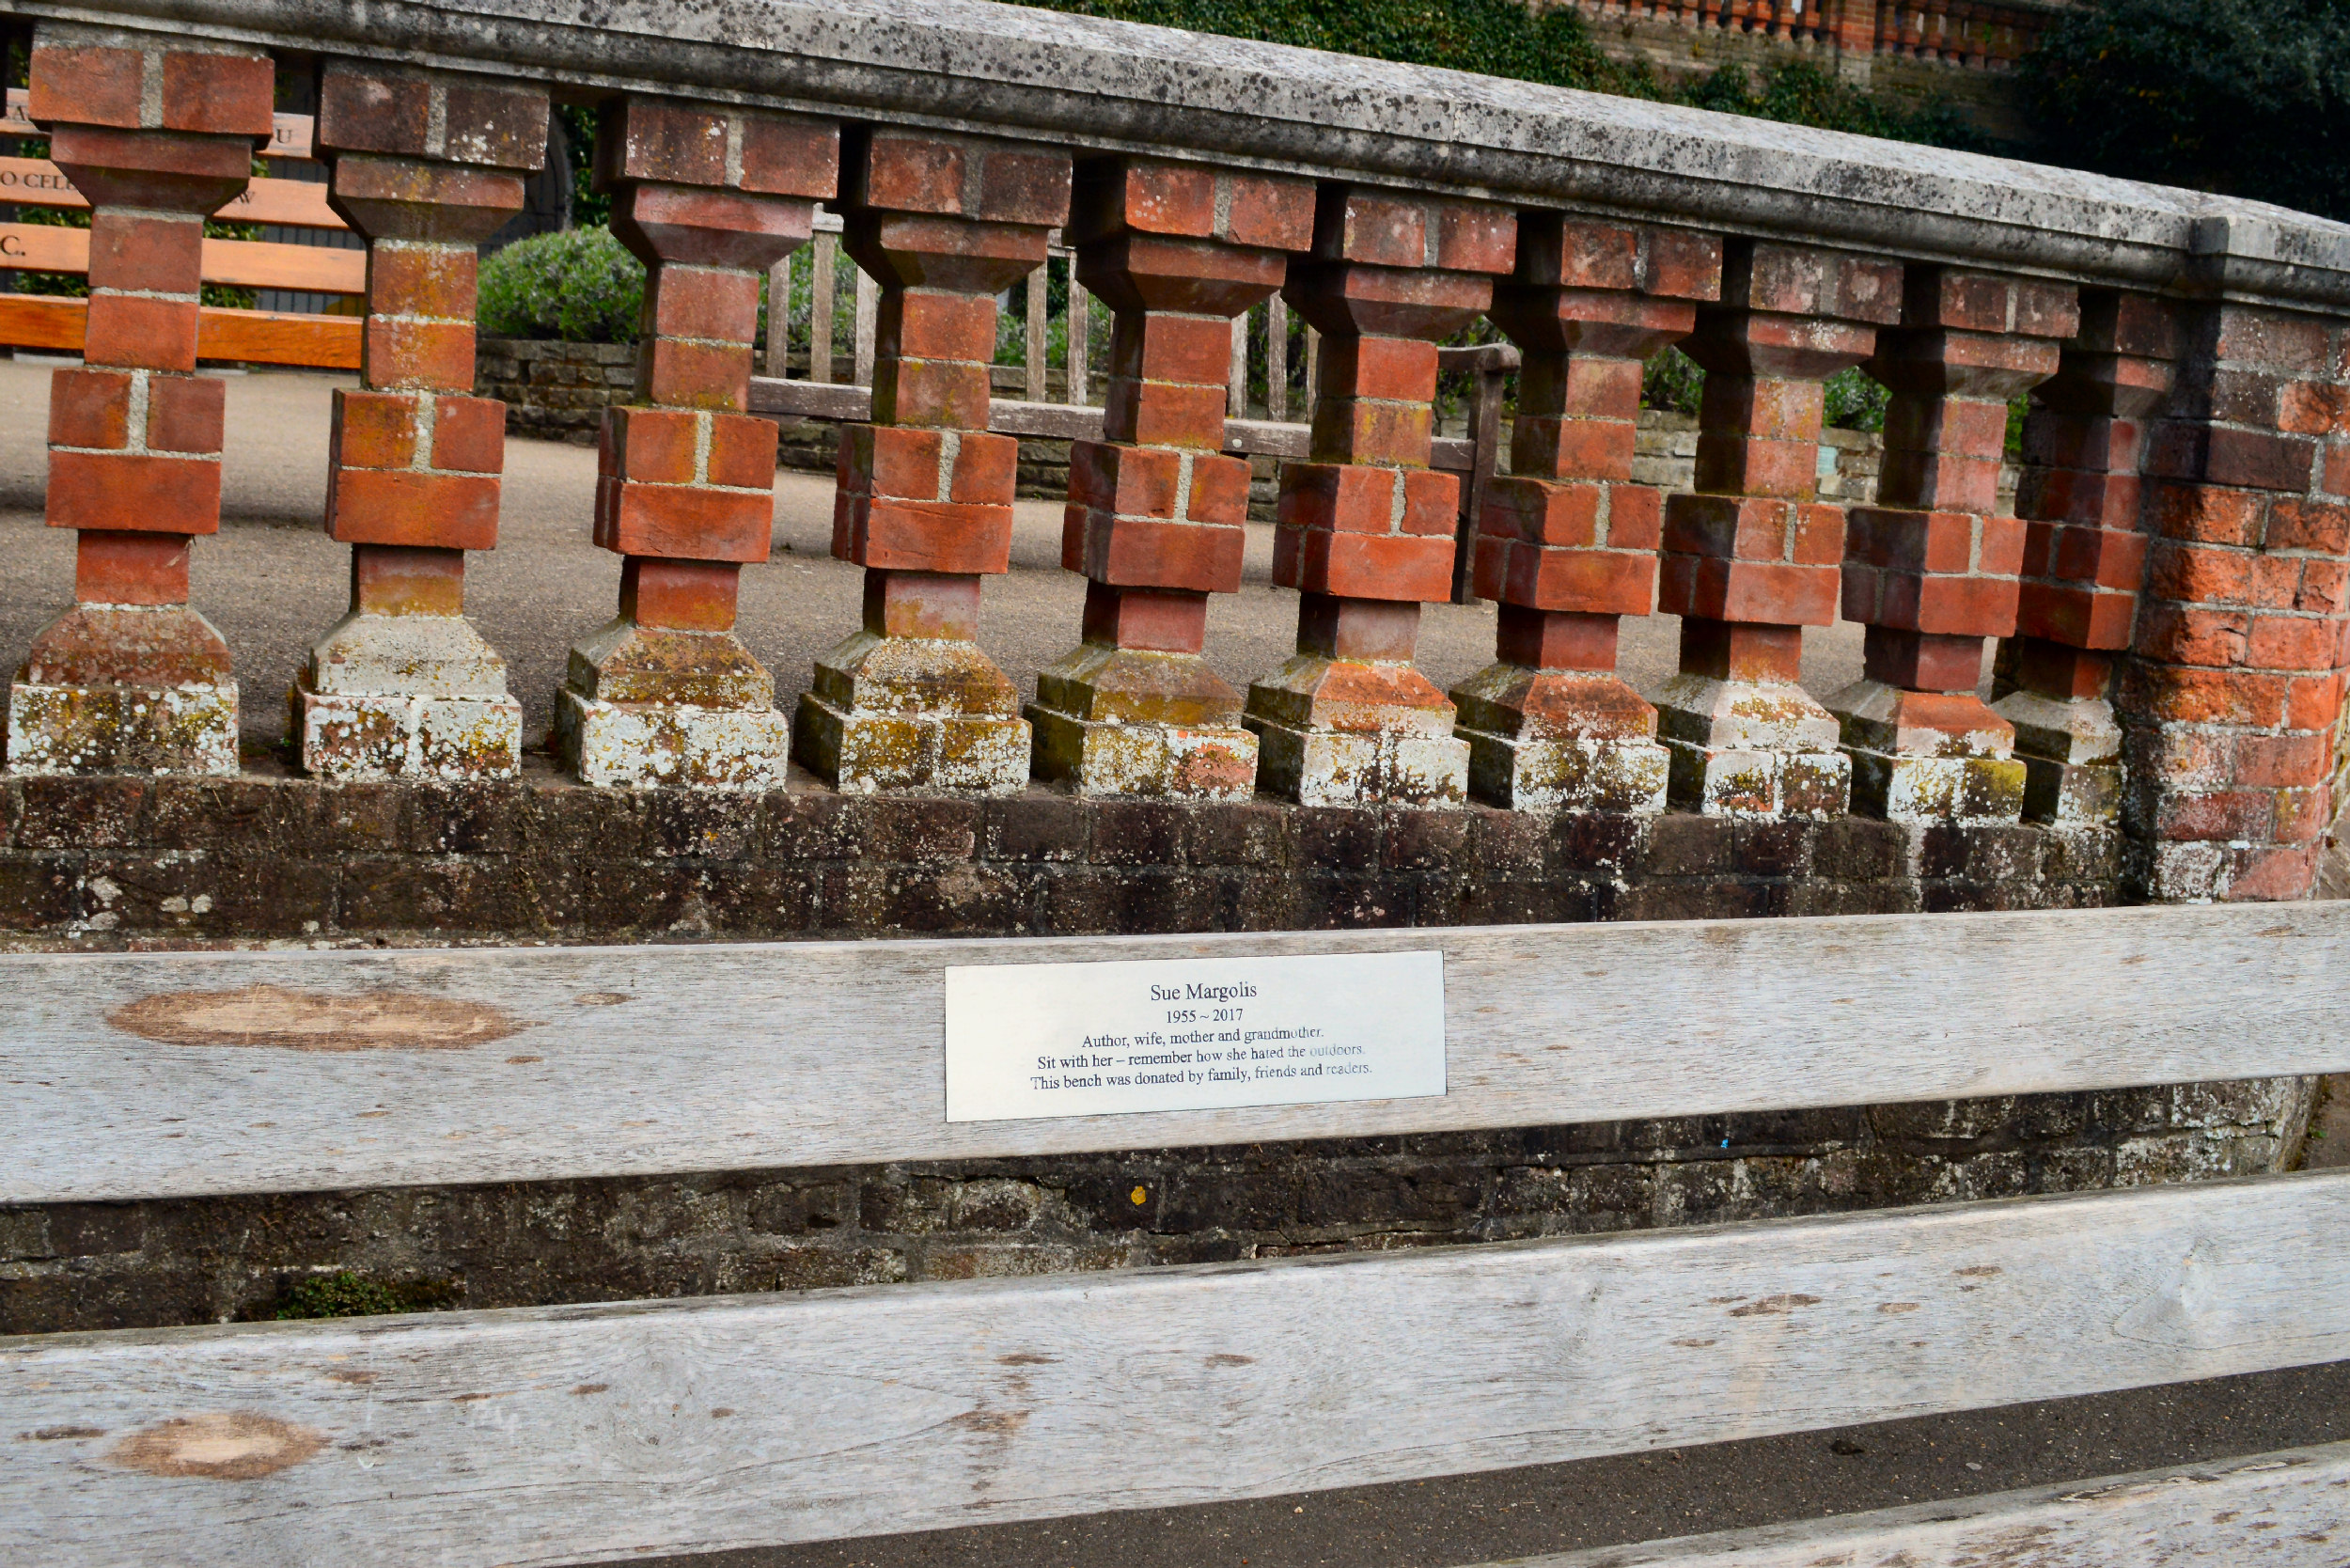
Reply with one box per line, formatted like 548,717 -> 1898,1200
8,902 -> 2343,1205
7,1170 -> 2344,1567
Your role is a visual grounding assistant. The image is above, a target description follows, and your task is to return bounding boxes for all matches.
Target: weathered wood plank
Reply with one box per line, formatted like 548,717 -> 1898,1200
6,1173 -> 2346,1567
2,902 -> 2344,1204
0,296 -> 361,368
1492,1440 -> 2350,1567
0,158 -> 347,227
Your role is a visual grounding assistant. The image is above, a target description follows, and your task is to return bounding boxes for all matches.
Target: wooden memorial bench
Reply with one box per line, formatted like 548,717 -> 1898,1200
0,89 -> 363,368
5,900 -> 2348,1565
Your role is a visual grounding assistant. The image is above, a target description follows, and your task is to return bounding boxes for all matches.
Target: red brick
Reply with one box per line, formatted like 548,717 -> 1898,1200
838,495 -> 1014,574
2233,733 -> 2329,789
158,51 -> 274,138
863,133 -> 964,214
884,290 -> 998,365
435,82 -> 549,171
619,184 -> 812,271
2018,584 -> 2137,651
27,44 -> 143,130
75,528 -> 191,606
2249,554 -> 2302,610
1434,202 -> 1516,275
1104,160 -> 1211,239
1334,193 -> 1426,269
2124,665 -> 2288,727
2214,309 -> 2330,377
599,479 -> 769,562
317,69 -> 431,159
2275,786 -> 2334,844
622,557 -> 741,633
1660,556 -> 1840,626
2208,368 -> 2285,429
1312,399 -> 1433,467
2223,844 -> 2320,902
707,413 -> 778,491
2266,497 -> 2350,555
1113,312 -> 1232,388
2138,604 -> 2249,667
738,114 -> 840,200
973,147 -> 1072,227
2146,541 -> 2251,605
2299,559 -> 2349,616
364,317 -> 477,392
431,395 -> 506,475
85,294 -> 198,373
2205,428 -> 2320,493
367,243 -> 478,321
608,407 -> 700,486
2247,613 -> 2337,671
604,100 -> 728,187
47,368 -> 132,451
86,211 -> 203,294
1070,442 -> 1180,518
2154,789 -> 2273,842
145,373 -> 225,455
2326,444 -> 2350,498
1476,540 -> 1653,617
1399,468 -> 1456,537
844,424 -> 947,500
1182,451 -> 1253,525
947,431 -> 1019,506
327,467 -> 499,551
333,390 -> 421,471
47,449 -> 221,537
1077,514 -> 1246,593
1222,173 -> 1315,252
1277,463 -> 1395,536
1108,379 -> 1228,450
874,358 -> 992,431
1482,478 -> 1602,549
642,338 -> 754,411
1275,524 -> 1453,602
1320,334 -> 1438,402
647,266 -> 762,345
2288,671 -> 2345,729
349,544 -> 464,617
2152,481 -> 2263,545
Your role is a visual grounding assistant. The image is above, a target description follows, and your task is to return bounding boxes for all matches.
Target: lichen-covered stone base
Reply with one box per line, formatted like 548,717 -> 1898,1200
298,613 -> 521,780
557,692 -> 792,791
1830,679 -> 2026,825
1246,653 -> 1467,808
1655,674 -> 1851,818
1451,665 -> 1669,814
557,621 -> 789,791
295,686 -> 523,781
797,631 -> 1030,795
1028,708 -> 1257,800
1028,643 -> 1257,799
1463,729 -> 1670,814
1996,689 -> 2123,826
6,680 -> 239,776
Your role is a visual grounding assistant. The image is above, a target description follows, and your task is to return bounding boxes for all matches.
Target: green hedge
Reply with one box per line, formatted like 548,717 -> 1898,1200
477,226 -> 645,344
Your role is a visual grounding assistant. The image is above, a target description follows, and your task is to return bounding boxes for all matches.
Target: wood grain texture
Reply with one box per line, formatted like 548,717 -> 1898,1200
1495,1441 -> 2350,1567
0,297 -> 360,367
0,159 -> 346,227
3,902 -> 2345,1204
6,1172 -> 2346,1566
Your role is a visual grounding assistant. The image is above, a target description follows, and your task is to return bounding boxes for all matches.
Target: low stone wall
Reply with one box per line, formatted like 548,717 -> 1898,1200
0,764 -> 2316,1336
476,337 -> 635,445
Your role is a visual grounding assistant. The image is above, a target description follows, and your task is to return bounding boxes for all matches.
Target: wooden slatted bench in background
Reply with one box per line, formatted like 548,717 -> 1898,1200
0,88 -> 362,368
5,901 -> 2348,1565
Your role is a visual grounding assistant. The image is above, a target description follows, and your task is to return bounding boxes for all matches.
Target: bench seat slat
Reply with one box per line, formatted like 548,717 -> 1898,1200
8,1172 -> 2349,1567
3,902 -> 2344,1205
1487,1439 -> 2350,1567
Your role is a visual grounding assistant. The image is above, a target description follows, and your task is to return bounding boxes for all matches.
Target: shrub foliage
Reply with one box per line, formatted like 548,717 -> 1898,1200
477,225 -> 645,344
2023,0 -> 2350,222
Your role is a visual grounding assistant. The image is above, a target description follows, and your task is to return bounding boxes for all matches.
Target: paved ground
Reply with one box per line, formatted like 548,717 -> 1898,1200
0,360 -> 1872,749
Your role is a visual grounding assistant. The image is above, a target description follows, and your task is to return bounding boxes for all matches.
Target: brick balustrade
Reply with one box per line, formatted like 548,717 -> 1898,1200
0,1 -> 2344,905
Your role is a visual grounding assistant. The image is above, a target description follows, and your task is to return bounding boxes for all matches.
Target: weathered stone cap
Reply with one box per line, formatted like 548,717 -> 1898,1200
17,0 -> 2350,308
